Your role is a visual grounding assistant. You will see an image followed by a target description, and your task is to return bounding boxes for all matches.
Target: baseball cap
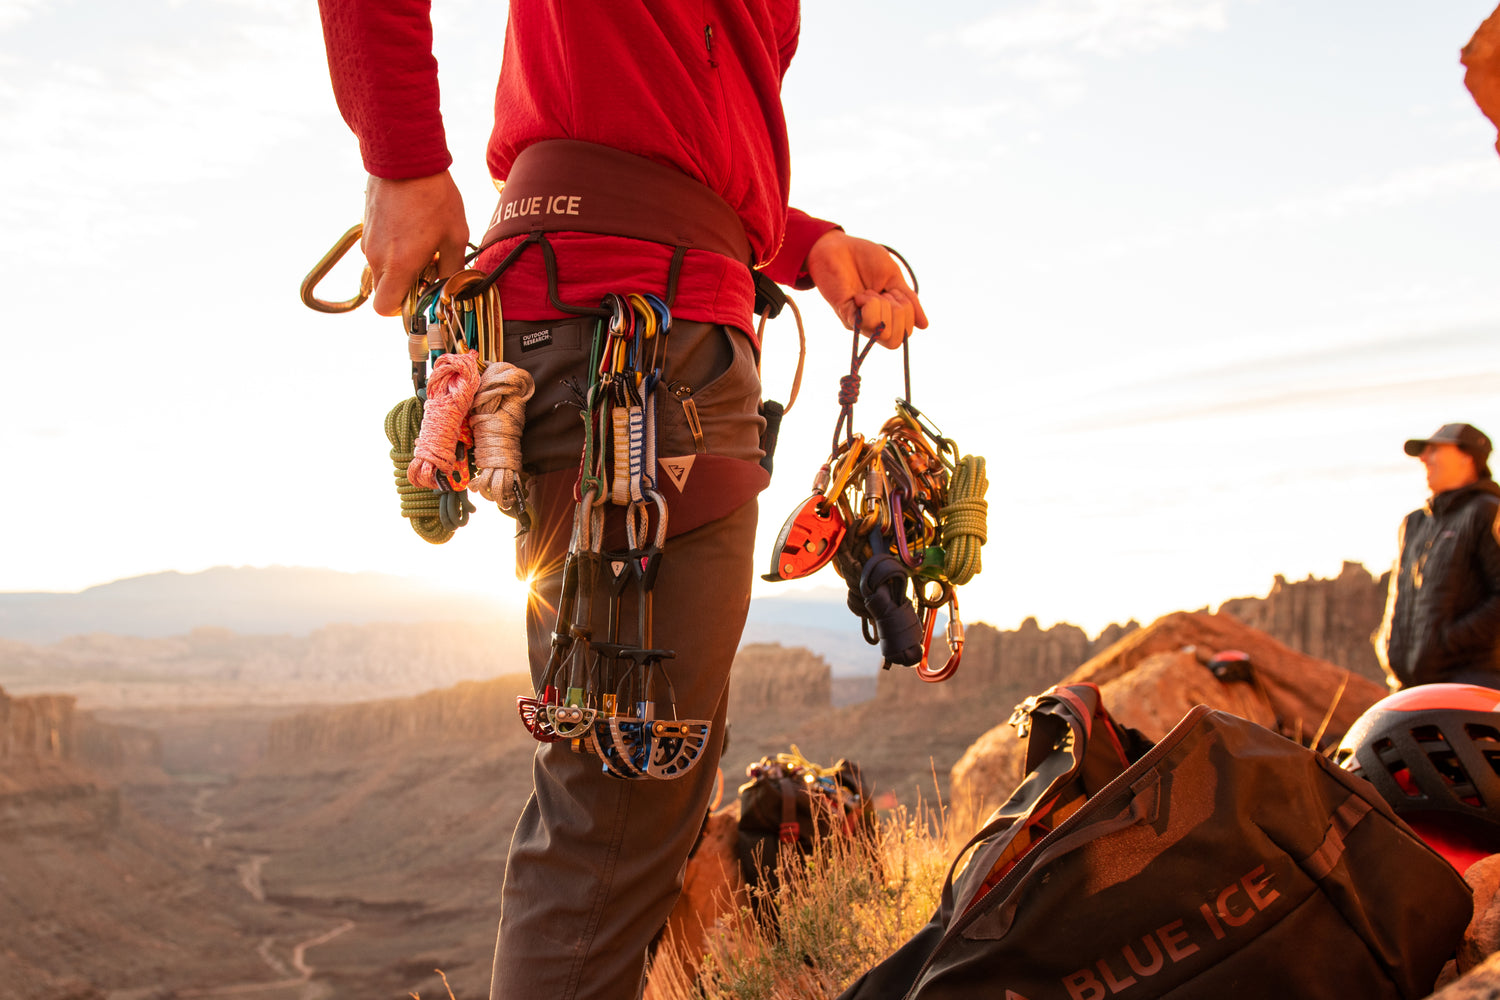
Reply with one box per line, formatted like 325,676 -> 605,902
1404,423 -> 1493,463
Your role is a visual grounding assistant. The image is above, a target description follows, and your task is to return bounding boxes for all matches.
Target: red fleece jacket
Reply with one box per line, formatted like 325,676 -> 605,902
317,0 -> 837,326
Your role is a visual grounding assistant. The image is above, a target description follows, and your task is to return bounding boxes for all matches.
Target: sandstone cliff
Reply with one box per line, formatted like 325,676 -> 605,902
948,610 -> 1386,829
1219,561 -> 1388,685
0,688 -> 76,761
872,617 -> 1137,709
0,685 -> 161,836
1466,5 -> 1500,155
266,673 -> 534,759
728,643 -> 832,718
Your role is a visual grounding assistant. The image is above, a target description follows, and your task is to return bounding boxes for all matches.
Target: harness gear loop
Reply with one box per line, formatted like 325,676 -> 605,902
755,291 -> 806,415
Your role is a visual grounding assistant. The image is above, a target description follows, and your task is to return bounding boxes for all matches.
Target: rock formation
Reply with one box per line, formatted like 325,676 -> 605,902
728,643 -> 832,718
948,611 -> 1387,829
1465,5 -> 1500,155
1218,561 -> 1389,685
266,674 -> 533,759
871,617 -> 1139,710
0,688 -> 77,760
0,685 -> 162,837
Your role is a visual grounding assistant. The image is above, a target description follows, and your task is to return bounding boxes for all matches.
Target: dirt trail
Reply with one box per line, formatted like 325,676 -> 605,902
192,786 -> 226,850
174,920 -> 354,998
175,789 -> 355,999
239,853 -> 271,901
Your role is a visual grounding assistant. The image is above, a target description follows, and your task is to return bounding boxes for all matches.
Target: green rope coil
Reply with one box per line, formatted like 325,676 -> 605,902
940,454 -> 988,585
384,396 -> 454,545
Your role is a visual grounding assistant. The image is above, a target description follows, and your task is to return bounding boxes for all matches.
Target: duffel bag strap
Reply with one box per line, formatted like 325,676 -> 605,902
947,683 -> 1147,918
778,776 -> 800,844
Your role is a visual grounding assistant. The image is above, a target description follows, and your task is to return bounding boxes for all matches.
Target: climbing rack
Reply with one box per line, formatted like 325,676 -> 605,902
511,292 -> 711,781
300,224 -> 534,544
762,263 -> 988,683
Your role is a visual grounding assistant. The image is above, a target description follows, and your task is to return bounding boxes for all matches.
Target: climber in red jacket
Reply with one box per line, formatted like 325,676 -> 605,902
316,2 -> 927,997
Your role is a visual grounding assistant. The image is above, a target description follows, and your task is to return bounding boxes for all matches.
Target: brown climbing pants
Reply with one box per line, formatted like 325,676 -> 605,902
489,315 -> 764,1000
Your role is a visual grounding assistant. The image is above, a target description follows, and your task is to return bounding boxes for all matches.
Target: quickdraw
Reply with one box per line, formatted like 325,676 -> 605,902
762,260 -> 988,683
514,292 -> 710,781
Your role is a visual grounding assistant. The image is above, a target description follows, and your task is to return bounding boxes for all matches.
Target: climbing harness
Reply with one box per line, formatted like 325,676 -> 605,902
300,219 -> 802,778
761,257 -> 988,683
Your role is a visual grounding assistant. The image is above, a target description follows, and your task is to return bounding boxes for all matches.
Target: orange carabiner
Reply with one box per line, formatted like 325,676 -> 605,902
916,601 -> 963,683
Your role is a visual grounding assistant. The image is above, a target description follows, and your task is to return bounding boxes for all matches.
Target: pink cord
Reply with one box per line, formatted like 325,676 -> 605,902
409,349 -> 481,490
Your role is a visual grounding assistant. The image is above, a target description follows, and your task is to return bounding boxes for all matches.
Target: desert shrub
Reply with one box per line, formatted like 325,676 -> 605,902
652,803 -> 954,1000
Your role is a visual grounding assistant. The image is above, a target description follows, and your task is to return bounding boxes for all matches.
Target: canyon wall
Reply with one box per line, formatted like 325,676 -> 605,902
0,689 -> 76,761
1218,561 -> 1388,685
266,674 -> 534,759
728,643 -> 832,717
0,685 -> 132,839
266,643 -> 835,762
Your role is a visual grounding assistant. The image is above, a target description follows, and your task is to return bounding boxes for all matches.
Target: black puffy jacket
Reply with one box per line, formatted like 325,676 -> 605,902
1376,478 -> 1500,688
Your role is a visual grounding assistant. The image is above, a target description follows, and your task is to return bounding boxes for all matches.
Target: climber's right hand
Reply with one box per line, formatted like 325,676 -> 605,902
361,171 -> 469,316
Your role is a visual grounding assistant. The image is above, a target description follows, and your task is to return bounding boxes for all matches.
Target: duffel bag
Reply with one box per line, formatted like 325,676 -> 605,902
837,683 -> 1472,1000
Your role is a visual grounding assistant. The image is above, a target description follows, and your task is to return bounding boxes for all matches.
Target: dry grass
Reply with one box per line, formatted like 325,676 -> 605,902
409,967 -> 456,1000
649,803 -> 957,1000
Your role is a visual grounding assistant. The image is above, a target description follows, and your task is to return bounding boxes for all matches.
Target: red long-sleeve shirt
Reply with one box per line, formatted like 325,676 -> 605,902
317,0 -> 837,326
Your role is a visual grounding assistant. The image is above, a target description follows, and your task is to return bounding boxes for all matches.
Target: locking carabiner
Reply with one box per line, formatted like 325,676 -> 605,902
916,598 -> 964,683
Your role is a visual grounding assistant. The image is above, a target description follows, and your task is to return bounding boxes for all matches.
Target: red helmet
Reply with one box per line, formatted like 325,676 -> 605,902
1336,683 -> 1500,870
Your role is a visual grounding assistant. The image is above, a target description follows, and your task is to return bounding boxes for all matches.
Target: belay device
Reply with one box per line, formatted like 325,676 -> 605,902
761,264 -> 989,683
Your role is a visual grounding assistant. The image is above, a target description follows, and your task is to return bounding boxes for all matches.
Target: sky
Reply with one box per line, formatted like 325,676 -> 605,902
2,0 -> 1498,637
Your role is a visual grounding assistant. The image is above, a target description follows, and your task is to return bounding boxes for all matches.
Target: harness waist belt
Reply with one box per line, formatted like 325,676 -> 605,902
480,140 -> 753,265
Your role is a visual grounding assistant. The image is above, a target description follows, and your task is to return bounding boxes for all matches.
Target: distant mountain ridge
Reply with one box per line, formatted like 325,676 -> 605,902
0,566 -> 519,643
0,567 -> 894,675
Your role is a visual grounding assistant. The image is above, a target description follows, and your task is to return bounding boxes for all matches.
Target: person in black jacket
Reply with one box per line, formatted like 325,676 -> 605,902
1376,423 -> 1500,690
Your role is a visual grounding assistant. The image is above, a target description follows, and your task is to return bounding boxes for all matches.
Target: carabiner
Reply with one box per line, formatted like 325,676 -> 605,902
916,599 -> 963,683
824,434 -> 867,504
300,224 -> 372,313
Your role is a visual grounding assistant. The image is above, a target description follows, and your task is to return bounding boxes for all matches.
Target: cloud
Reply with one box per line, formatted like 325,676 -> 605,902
954,0 -> 1229,58
0,0 -> 346,265
0,0 -> 44,32
1062,370 -> 1499,432
1078,158 -> 1500,263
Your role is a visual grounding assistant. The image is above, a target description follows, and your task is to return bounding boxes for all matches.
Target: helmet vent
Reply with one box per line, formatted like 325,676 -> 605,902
1465,724 -> 1500,777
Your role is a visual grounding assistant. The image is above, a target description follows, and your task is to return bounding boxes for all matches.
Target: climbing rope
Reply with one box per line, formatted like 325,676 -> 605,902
408,348 -> 481,490
469,361 -> 535,511
940,455 -> 988,585
384,397 -> 454,545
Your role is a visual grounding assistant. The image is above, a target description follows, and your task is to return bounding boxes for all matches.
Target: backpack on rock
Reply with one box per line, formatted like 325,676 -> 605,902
736,745 -> 876,901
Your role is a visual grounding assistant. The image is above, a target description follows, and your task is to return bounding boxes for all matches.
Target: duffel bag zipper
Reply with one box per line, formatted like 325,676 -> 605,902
900,704 -> 1217,1000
